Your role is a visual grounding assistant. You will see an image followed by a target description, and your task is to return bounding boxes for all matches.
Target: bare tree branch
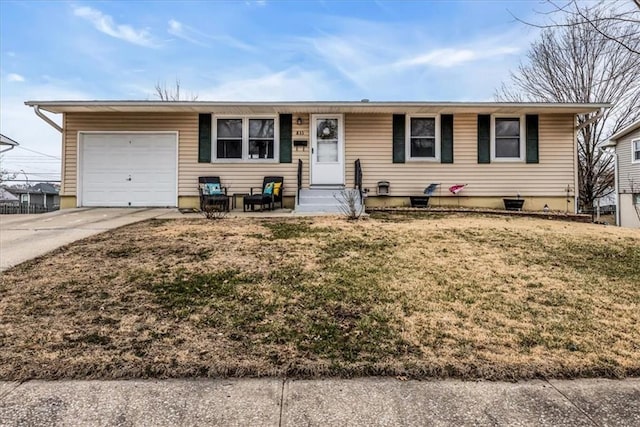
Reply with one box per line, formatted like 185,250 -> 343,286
497,4 -> 640,212
510,0 -> 640,55
154,79 -> 199,101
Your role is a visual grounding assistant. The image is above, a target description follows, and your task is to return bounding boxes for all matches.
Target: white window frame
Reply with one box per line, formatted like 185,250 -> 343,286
491,114 -> 526,162
406,114 -> 440,162
212,115 -> 279,163
632,139 -> 640,164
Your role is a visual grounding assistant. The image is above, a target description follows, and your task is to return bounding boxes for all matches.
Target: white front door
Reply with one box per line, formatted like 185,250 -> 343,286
311,114 -> 344,185
80,133 -> 177,207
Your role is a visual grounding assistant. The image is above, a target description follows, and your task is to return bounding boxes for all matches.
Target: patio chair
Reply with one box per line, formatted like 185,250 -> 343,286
243,176 -> 284,212
198,176 -> 229,212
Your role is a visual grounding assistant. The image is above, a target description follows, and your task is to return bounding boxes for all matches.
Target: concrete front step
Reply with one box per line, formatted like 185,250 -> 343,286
296,188 -> 363,214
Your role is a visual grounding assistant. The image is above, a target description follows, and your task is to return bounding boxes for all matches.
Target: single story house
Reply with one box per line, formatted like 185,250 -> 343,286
604,120 -> 640,228
24,101 -> 608,213
9,183 -> 60,209
0,187 -> 20,204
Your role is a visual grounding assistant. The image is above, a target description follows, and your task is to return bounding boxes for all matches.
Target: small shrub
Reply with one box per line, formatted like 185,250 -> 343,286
335,189 -> 364,220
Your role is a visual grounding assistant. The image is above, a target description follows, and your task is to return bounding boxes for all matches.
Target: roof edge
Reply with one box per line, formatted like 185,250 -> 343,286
24,100 -> 612,115
606,119 -> 640,145
24,100 -> 613,107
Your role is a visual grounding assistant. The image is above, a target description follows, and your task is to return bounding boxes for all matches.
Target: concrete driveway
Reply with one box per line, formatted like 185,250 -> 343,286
0,208 -> 176,271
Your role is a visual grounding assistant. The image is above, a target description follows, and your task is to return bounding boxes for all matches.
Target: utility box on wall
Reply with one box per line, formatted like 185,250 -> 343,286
377,180 -> 390,196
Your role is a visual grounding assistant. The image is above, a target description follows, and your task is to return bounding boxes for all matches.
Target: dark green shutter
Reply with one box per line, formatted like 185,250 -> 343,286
441,114 -> 454,163
477,114 -> 491,164
393,114 -> 405,163
526,114 -> 539,164
198,114 -> 212,163
279,114 -> 292,163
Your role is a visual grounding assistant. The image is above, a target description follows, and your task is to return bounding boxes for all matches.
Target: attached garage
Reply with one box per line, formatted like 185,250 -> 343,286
78,132 -> 178,207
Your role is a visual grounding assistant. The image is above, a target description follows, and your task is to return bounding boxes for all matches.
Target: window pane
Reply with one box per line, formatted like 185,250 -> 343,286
249,139 -> 274,159
495,118 -> 520,137
216,139 -> 242,158
317,119 -> 338,140
317,140 -> 338,162
411,138 -> 435,158
249,119 -> 274,138
495,138 -> 520,158
634,142 -> 640,160
217,119 -> 242,138
411,118 -> 435,137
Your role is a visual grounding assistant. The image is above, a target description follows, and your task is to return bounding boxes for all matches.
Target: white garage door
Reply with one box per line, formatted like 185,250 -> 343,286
80,133 -> 177,207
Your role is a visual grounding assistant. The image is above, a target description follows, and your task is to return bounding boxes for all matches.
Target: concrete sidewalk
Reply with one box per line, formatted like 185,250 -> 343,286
1,378 -> 638,426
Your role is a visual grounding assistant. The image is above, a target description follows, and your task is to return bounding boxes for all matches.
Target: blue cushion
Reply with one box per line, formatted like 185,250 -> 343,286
204,183 -> 222,195
263,182 -> 274,195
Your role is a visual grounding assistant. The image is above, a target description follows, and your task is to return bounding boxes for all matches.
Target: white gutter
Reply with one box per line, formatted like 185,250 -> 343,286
32,105 -> 62,133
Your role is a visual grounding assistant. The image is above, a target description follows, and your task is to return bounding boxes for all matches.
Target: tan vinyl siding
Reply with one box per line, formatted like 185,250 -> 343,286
63,112 -> 301,198
616,128 -> 640,193
64,113 -> 197,197
345,113 -> 576,197
63,111 -> 576,204
292,114 -> 310,187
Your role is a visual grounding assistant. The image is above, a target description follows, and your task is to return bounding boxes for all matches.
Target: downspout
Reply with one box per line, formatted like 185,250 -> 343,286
614,151 -> 620,226
32,105 -> 63,133
574,114 -> 579,214
30,104 -> 65,204
0,145 -> 16,154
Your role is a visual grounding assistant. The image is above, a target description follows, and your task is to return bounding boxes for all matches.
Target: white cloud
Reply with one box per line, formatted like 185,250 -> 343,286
199,68 -> 335,101
73,6 -> 157,48
299,18 -> 532,99
167,19 -> 206,46
167,18 -> 254,51
7,73 -> 25,82
395,47 -> 520,68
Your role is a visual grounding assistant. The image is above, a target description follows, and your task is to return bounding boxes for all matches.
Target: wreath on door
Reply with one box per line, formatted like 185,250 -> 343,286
317,119 -> 338,139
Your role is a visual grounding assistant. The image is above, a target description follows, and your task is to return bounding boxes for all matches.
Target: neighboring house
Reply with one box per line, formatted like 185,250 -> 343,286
0,134 -> 19,153
605,120 -> 640,228
0,187 -> 20,204
9,183 -> 60,209
24,100 -> 608,213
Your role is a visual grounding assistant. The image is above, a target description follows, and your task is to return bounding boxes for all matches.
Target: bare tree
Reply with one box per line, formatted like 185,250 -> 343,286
512,0 -> 640,55
0,155 -> 17,184
497,7 -> 640,212
154,79 -> 198,101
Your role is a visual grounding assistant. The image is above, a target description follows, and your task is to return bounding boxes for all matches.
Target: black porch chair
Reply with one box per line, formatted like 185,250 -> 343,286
198,176 -> 229,212
243,176 -> 284,212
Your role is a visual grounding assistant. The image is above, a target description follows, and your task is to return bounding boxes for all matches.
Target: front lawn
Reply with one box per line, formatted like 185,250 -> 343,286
1,214 -> 639,380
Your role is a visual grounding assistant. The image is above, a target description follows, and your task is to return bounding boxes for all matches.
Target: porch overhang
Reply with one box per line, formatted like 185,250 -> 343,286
25,100 -> 610,115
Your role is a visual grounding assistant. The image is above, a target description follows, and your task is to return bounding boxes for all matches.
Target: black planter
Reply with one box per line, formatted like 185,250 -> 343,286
503,198 -> 525,211
410,196 -> 430,208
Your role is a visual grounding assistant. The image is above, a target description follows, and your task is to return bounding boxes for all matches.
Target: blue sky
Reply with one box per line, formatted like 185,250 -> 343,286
0,0 -> 544,181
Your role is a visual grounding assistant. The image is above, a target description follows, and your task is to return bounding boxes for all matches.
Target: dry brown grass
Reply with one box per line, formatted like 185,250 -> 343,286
1,214 -> 639,381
